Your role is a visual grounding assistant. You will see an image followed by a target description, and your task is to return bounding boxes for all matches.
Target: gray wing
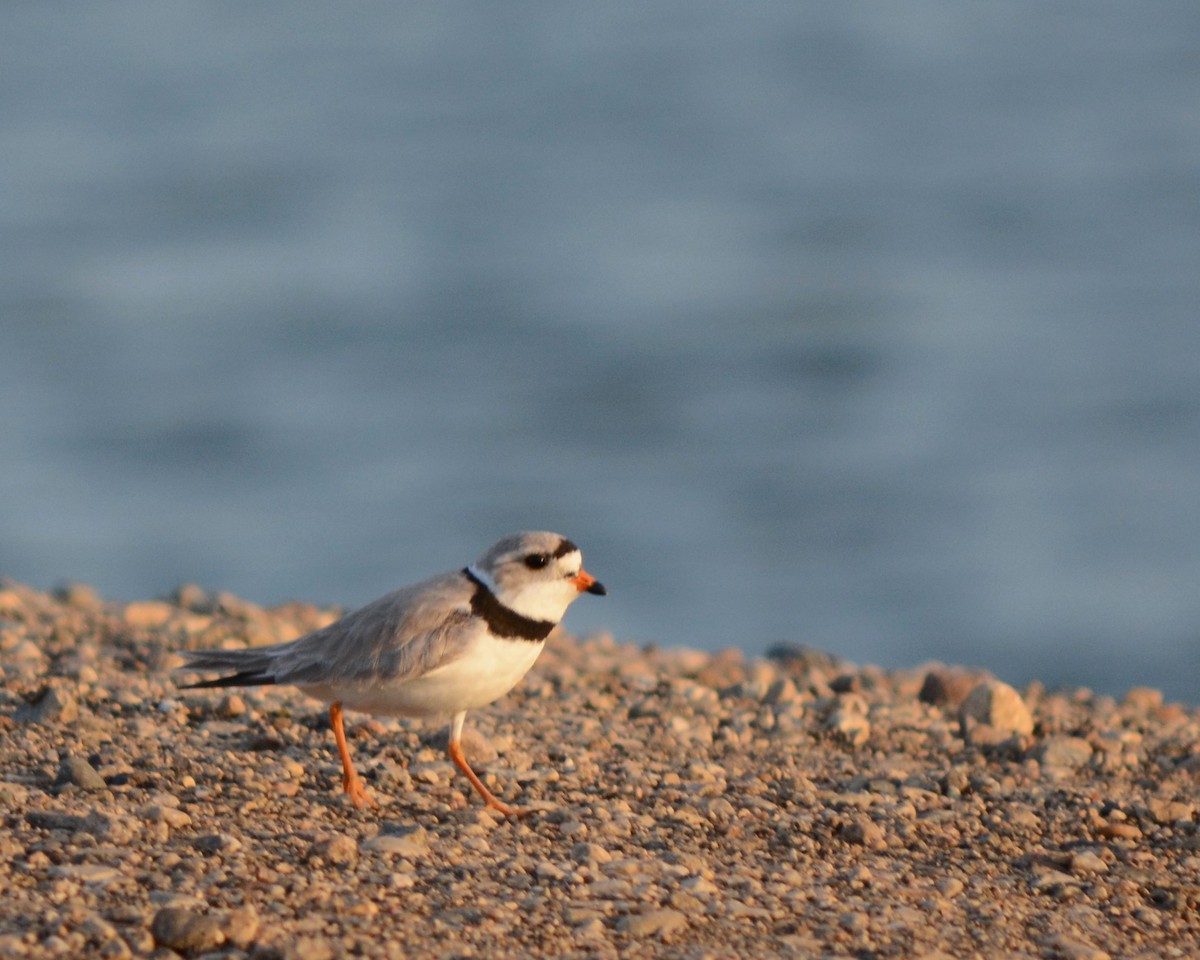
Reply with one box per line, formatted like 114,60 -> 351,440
180,569 -> 477,688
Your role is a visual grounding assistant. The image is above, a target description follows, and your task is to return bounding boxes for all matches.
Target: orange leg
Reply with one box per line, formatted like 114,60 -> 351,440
447,712 -> 527,818
330,702 -> 376,808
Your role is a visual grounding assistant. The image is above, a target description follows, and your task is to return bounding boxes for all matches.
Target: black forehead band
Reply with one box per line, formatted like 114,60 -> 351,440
552,538 -> 579,558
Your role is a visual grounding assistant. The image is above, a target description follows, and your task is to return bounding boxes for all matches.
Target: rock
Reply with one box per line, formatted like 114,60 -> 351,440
52,864 -> 124,885
568,844 -> 609,864
15,687 -> 79,724
150,908 -> 225,953
617,908 -> 688,937
1147,799 -> 1194,825
309,834 -> 358,866
1037,736 -> 1093,769
936,877 -> 964,897
959,681 -> 1033,735
1044,933 -> 1110,960
918,669 -> 982,708
222,906 -> 260,949
1032,870 -> 1080,894
215,695 -> 246,718
57,756 -> 108,791
1069,851 -> 1108,874
827,709 -> 870,745
26,809 -> 112,837
574,918 -> 606,939
56,582 -> 103,609
838,910 -> 869,934
825,701 -> 870,745
123,601 -> 176,628
1096,821 -> 1142,841
839,817 -> 886,849
764,677 -> 800,706
192,833 -> 242,854
364,826 -> 429,858
6,638 -> 46,665
1122,687 -> 1163,711
283,936 -> 336,960
139,804 -> 193,830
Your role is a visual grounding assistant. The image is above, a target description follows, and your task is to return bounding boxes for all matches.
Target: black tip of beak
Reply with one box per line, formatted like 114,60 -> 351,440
587,581 -> 607,596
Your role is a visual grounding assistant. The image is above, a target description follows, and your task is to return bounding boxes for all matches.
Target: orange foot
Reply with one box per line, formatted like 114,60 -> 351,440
484,796 -> 532,819
343,774 -> 378,809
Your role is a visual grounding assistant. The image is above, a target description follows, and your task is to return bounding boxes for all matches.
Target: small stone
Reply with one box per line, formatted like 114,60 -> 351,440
123,600 -> 176,628
173,583 -> 210,611
193,833 -> 242,854
222,906 -> 260,948
590,879 -> 633,899
15,687 -> 79,725
309,834 -> 358,866
283,936 -> 335,960
1122,687 -> 1163,711
829,673 -> 862,694
215,695 -> 246,718
839,817 -> 886,849
764,678 -> 800,706
535,860 -> 566,881
1147,799 -> 1194,825
52,864 -> 123,885
726,900 -> 772,919
702,797 -> 737,824
140,804 -> 192,830
838,911 -> 869,934
959,680 -> 1033,735
56,582 -> 102,609
364,826 -> 429,858
1038,736 -> 1093,769
26,809 -> 111,836
682,876 -> 720,897
574,918 -> 606,939
1044,933 -> 1110,960
150,908 -> 225,953
6,638 -> 46,664
1069,851 -> 1108,875
668,891 -> 706,916
918,669 -> 981,708
618,908 -> 688,937
936,877 -> 964,897
1032,870 -> 1079,894
57,756 -> 108,792
1096,821 -> 1141,841
825,707 -> 870,746
0,782 -> 30,807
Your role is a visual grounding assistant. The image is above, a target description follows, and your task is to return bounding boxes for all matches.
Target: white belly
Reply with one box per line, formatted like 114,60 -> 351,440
303,635 -> 545,719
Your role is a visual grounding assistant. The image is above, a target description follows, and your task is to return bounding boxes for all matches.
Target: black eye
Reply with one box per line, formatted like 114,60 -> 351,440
523,553 -> 550,570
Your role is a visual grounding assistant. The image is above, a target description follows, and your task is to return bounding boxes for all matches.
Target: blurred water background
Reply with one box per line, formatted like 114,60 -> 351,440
4,3 -> 1200,701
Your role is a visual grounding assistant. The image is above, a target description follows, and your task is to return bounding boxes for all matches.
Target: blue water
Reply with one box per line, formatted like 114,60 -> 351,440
4,3 -> 1200,701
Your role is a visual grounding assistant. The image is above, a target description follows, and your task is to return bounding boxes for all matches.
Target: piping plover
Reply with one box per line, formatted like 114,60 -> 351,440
179,531 -> 605,815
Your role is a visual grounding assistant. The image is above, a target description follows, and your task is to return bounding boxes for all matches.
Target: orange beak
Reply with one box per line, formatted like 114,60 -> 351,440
571,569 -> 607,596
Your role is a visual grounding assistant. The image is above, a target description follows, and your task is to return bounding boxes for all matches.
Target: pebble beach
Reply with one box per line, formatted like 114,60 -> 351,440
2,579 -> 1199,959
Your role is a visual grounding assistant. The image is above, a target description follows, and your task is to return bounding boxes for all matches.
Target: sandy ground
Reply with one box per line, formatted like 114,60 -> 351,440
2,578 -> 1199,959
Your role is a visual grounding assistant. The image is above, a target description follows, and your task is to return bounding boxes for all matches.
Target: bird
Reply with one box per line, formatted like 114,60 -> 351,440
178,531 -> 606,816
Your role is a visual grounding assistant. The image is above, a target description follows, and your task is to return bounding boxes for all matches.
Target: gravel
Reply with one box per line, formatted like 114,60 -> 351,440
2,578 -> 1199,958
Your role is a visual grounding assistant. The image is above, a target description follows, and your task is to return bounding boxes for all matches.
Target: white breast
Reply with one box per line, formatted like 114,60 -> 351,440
307,632 -> 546,719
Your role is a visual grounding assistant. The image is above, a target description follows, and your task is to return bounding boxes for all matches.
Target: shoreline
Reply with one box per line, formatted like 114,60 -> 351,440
2,579 -> 1198,958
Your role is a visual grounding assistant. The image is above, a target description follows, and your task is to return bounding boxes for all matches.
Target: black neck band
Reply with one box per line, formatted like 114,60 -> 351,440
462,568 -> 556,642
